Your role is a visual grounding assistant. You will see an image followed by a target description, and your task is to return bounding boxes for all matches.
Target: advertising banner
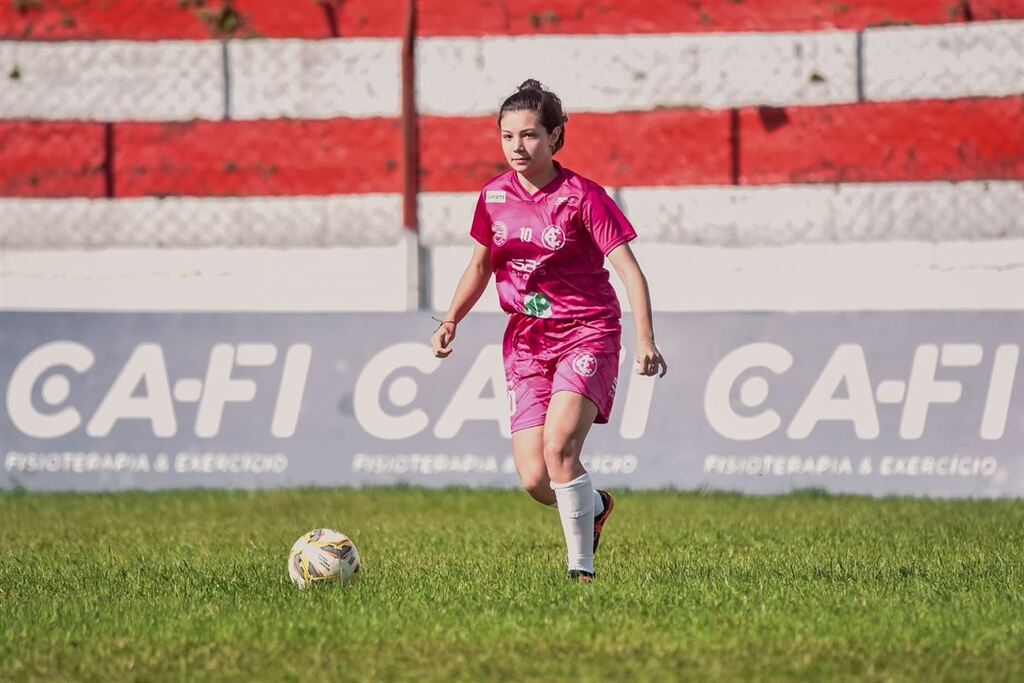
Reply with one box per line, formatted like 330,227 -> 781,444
1,311 -> 1021,497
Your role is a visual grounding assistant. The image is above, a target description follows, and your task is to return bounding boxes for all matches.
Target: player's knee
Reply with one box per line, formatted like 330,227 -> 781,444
522,476 -> 553,504
542,434 -> 579,467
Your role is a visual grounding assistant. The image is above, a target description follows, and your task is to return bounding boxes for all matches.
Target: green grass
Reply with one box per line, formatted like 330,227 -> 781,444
1,487 -> 1022,682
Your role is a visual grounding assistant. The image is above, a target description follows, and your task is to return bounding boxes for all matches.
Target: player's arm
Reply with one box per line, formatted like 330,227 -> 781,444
432,243 -> 492,358
607,243 -> 667,377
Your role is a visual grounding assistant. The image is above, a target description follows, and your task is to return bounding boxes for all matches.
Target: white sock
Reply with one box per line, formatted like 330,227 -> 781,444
551,472 -> 596,573
548,490 -> 603,517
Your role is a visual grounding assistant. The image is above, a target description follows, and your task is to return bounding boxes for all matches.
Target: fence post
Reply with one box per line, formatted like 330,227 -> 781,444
402,0 -> 429,311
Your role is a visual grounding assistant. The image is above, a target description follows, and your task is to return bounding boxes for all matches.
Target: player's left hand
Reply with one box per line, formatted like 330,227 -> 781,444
635,339 -> 668,377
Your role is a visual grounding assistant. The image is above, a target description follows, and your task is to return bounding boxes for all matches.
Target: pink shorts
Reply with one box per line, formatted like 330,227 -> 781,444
503,314 -> 622,433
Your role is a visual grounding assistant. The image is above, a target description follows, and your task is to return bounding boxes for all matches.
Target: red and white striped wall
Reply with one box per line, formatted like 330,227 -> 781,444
1,0 -> 1022,311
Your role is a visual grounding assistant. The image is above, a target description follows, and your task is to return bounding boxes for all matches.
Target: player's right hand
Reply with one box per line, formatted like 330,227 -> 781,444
431,321 -> 456,358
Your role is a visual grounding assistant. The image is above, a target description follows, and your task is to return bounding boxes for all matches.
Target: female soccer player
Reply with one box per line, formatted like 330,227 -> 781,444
430,79 -> 668,582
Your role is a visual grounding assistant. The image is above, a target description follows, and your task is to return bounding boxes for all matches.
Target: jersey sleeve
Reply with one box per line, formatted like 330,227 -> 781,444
469,192 -> 491,247
583,186 -> 637,256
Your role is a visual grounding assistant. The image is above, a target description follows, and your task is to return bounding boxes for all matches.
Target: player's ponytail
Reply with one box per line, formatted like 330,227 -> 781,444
498,79 -> 568,154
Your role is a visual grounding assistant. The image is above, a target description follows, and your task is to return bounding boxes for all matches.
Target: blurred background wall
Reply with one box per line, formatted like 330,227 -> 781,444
2,0 -> 1022,314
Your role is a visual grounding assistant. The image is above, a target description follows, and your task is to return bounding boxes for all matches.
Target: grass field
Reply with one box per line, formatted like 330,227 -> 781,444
1,487 -> 1022,682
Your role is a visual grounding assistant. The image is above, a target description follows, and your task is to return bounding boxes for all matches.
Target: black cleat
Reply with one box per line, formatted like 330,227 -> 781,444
567,569 -> 595,583
593,489 -> 616,553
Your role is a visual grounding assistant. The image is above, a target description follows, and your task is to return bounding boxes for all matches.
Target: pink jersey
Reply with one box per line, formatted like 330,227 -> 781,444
470,162 -> 637,321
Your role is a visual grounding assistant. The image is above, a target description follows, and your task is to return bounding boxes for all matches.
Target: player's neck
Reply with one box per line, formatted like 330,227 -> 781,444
516,163 -> 559,196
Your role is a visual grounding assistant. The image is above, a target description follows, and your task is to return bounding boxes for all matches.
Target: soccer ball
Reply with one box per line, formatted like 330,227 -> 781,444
287,528 -> 361,589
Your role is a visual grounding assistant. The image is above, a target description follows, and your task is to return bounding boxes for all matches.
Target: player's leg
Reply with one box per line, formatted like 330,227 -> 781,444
505,347 -> 556,505
547,344 -> 621,577
511,426 -> 554,505
542,391 -> 595,482
511,424 -> 606,513
544,390 -> 600,578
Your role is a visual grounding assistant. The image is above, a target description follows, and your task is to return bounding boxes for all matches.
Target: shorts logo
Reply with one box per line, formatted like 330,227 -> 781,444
542,225 -> 566,250
523,292 -> 553,319
573,352 -> 598,377
491,221 -> 508,246
485,190 -> 506,203
507,380 -> 517,416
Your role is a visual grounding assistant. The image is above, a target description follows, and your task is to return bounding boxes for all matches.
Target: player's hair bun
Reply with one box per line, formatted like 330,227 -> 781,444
499,79 -> 568,154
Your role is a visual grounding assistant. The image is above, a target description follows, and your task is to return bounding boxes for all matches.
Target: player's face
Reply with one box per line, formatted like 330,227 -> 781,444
499,110 -> 560,177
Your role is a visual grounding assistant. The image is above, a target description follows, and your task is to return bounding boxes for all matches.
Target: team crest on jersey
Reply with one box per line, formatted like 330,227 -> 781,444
485,190 -> 507,203
572,352 -> 598,377
491,221 -> 508,246
542,225 -> 566,250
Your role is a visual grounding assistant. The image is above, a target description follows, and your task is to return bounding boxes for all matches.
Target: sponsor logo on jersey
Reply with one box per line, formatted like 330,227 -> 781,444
509,258 -> 542,278
485,190 -> 506,203
573,352 -> 598,377
554,196 -> 574,206
523,293 -> 553,319
542,225 -> 566,250
491,221 -> 508,246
